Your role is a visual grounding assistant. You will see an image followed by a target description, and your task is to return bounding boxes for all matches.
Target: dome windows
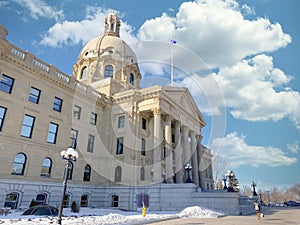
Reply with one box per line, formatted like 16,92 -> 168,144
104,65 -> 114,78
80,66 -> 87,79
129,73 -> 134,85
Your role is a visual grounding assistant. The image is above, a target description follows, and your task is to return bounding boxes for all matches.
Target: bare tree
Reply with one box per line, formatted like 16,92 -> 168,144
212,152 -> 231,189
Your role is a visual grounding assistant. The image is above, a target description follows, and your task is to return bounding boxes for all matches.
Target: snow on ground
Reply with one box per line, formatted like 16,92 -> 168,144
0,206 -> 225,224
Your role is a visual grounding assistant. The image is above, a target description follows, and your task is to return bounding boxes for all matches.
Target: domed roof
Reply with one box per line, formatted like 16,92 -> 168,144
77,12 -> 137,65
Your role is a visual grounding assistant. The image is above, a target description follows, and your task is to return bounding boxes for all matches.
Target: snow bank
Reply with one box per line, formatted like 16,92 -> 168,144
179,206 -> 225,218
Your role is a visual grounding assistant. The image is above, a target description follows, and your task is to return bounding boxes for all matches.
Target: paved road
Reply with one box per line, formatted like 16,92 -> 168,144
147,208 -> 300,225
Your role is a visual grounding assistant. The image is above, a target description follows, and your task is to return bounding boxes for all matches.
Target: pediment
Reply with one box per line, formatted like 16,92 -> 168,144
162,87 -> 206,126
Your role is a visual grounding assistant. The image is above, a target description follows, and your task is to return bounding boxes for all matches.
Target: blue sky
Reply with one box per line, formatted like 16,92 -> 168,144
0,0 -> 299,191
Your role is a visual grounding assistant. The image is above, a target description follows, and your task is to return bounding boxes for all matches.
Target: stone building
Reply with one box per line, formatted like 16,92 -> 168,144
0,12 -> 214,211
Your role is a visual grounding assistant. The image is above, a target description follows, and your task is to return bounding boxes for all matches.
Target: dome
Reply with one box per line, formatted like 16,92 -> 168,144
73,12 -> 141,94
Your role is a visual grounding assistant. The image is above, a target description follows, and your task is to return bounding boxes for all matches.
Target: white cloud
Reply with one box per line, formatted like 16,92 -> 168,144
12,0 -> 64,21
287,141 -> 300,153
210,132 -> 297,168
213,54 -> 300,128
40,7 -> 137,48
137,0 -> 291,67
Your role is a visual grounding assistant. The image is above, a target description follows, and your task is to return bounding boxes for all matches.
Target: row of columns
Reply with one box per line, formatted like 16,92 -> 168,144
152,108 -> 201,186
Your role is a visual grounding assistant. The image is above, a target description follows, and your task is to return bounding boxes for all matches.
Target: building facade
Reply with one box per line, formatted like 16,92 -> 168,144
0,12 -> 214,211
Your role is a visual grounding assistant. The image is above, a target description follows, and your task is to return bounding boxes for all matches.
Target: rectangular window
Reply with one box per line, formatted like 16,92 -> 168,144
53,97 -> 63,112
141,138 -> 146,156
87,134 -> 95,153
0,74 -> 14,94
142,118 -> 147,130
70,129 -> 78,148
116,137 -> 124,155
73,105 -> 81,119
90,112 -> 97,125
118,116 -> 125,128
47,122 -> 59,144
20,114 -> 35,138
0,106 -> 7,131
28,87 -> 41,104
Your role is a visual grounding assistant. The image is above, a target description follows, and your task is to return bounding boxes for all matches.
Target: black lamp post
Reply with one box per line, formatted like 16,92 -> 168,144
222,176 -> 227,189
57,147 -> 78,225
226,170 -> 234,192
184,163 -> 192,183
251,181 -> 258,196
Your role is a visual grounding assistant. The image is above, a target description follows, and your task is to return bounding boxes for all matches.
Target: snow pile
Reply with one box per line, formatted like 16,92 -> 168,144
0,206 -> 224,224
179,206 -> 224,218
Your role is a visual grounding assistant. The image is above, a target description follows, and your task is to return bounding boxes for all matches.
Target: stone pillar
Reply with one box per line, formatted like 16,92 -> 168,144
152,108 -> 162,183
175,122 -> 184,183
191,132 -> 199,186
165,116 -> 173,183
183,126 -> 191,165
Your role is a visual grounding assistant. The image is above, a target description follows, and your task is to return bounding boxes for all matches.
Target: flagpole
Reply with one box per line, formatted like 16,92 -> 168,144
171,40 -> 174,86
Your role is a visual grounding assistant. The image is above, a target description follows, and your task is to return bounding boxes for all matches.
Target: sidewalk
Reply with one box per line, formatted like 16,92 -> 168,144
147,207 -> 300,225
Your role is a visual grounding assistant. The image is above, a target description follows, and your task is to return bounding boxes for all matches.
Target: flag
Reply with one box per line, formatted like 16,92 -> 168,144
171,39 -> 177,44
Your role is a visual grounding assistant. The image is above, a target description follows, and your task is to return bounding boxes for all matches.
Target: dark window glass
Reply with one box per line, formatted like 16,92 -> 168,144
114,166 -> 122,182
41,158 -> 52,177
80,66 -> 87,79
83,164 -> 91,181
111,195 -> 119,207
70,129 -> 78,148
0,106 -> 7,131
35,194 -> 47,205
80,195 -> 88,207
87,135 -> 94,153
0,74 -> 14,94
20,114 -> 35,138
137,194 -> 149,208
4,192 -> 19,209
118,116 -> 125,128
90,112 -> 97,125
141,138 -> 146,156
116,137 -> 123,155
47,122 -> 58,144
142,118 -> 146,130
53,97 -> 63,112
12,153 -> 26,175
129,73 -> 134,85
73,105 -> 81,119
28,87 -> 41,104
140,167 -> 145,181
104,65 -> 114,78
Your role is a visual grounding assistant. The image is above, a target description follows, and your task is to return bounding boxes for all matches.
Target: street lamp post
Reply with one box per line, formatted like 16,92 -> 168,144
251,181 -> 258,196
226,170 -> 234,192
222,176 -> 227,189
184,163 -> 192,183
57,147 -> 79,225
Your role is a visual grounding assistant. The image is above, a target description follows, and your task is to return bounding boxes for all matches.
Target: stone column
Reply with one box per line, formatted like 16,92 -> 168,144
183,126 -> 191,165
175,122 -> 183,183
165,116 -> 173,183
152,108 -> 162,183
191,132 -> 199,186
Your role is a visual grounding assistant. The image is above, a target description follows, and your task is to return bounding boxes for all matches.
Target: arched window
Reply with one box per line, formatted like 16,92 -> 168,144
129,73 -> 134,85
4,192 -> 19,209
114,166 -> 122,183
63,194 -> 70,208
36,193 -> 47,205
104,65 -> 114,78
140,167 -> 145,181
80,195 -> 89,207
111,195 -> 119,207
67,162 -> 73,180
83,164 -> 91,181
80,66 -> 87,79
12,153 -> 26,175
41,157 -> 52,177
